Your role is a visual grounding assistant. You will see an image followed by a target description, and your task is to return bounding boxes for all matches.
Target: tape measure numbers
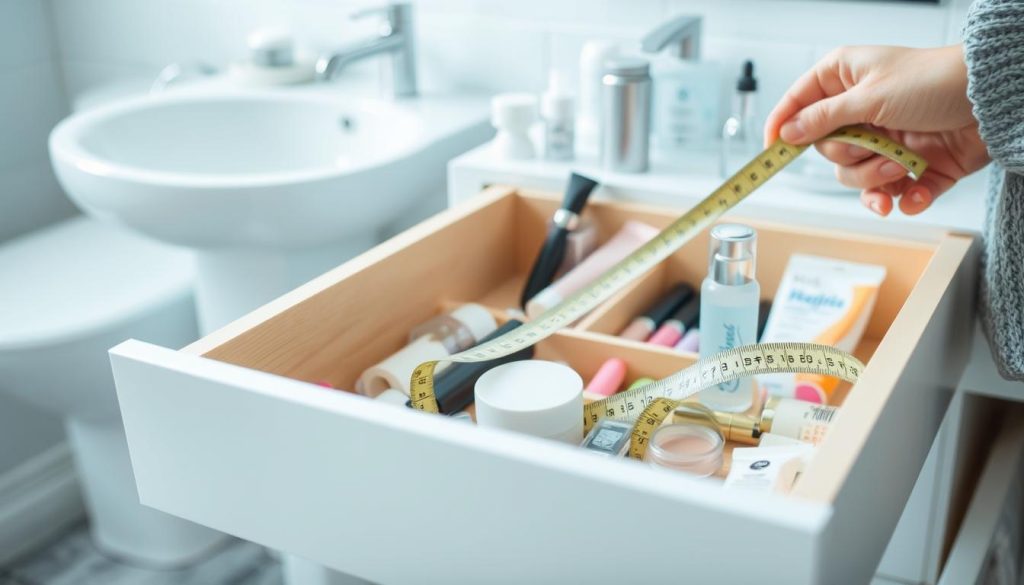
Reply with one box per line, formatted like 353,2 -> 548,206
409,127 -> 925,455
580,342 -> 864,459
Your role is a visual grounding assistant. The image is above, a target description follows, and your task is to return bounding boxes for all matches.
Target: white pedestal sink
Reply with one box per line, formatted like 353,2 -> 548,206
50,88 -> 491,332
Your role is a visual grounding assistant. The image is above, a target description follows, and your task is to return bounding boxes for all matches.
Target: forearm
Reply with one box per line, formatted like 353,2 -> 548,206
963,0 -> 1024,172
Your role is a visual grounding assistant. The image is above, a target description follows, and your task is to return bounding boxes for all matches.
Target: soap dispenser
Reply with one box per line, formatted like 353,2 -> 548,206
641,16 -> 720,153
227,29 -> 316,87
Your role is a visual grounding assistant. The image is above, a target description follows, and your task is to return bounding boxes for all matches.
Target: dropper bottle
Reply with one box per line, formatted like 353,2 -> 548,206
698,224 -> 759,412
720,60 -> 760,177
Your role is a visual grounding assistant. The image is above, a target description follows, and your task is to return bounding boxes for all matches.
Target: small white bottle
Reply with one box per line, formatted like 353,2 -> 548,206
490,93 -> 538,160
541,70 -> 575,161
699,224 -> 759,412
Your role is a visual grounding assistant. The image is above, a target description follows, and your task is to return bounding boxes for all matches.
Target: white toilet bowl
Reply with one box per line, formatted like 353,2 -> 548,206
0,216 -> 226,566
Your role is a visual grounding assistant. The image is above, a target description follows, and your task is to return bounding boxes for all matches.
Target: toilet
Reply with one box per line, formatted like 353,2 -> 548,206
0,216 -> 225,566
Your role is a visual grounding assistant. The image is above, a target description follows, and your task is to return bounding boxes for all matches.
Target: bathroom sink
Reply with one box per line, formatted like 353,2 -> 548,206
50,89 -> 491,330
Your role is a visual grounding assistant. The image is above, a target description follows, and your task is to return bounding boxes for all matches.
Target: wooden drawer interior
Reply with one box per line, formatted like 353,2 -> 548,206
185,186 -> 960,499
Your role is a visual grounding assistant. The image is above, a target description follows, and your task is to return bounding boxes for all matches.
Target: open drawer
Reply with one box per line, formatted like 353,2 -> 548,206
110,185 -> 978,584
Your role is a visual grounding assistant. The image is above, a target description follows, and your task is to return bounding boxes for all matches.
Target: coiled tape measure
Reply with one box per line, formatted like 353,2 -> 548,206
411,127 -> 926,459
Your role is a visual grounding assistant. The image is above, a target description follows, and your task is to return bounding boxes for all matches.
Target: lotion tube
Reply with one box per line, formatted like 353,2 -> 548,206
526,220 -> 659,318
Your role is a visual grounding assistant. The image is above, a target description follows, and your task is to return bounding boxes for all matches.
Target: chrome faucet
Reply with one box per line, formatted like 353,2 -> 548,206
641,15 -> 702,59
315,3 -> 417,98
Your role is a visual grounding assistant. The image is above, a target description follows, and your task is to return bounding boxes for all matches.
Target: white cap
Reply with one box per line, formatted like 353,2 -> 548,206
475,361 -> 584,443
541,70 -> 574,121
247,28 -> 294,67
449,303 -> 498,343
491,93 -> 538,131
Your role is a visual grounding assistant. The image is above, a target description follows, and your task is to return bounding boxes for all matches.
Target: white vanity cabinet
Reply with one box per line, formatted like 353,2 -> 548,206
111,186 -> 978,584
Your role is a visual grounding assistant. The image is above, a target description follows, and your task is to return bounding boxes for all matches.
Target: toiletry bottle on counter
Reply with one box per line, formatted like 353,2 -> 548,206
541,70 -> 575,161
721,60 -> 761,177
699,224 -> 759,412
491,93 -> 538,160
640,15 -> 720,152
601,58 -> 652,173
578,40 -> 620,154
358,304 -> 497,397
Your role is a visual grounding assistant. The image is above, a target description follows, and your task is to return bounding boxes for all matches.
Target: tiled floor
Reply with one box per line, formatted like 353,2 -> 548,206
1,523 -> 282,585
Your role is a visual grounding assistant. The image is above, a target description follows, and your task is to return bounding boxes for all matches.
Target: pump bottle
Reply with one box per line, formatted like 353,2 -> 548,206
698,224 -> 760,412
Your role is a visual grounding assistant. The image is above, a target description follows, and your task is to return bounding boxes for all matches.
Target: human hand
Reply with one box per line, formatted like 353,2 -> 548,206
764,45 -> 991,216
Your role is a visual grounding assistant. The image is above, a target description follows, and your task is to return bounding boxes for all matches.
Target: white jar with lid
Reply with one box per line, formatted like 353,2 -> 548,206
475,361 -> 584,443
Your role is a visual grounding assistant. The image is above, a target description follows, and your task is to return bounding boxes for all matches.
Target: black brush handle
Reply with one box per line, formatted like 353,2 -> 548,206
520,227 -> 568,307
519,173 -> 599,308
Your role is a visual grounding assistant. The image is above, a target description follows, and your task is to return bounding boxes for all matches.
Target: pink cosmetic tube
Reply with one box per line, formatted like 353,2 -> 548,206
582,358 -> 628,402
525,220 -> 660,319
647,296 -> 700,347
674,328 -> 700,353
648,321 -> 684,347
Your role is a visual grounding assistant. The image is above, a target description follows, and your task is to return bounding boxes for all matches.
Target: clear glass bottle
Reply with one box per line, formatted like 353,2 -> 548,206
720,60 -> 760,178
698,224 -> 759,412
407,303 -> 497,354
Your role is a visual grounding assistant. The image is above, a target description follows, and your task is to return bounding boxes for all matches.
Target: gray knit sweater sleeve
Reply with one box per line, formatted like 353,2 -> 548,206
964,0 -> 1024,380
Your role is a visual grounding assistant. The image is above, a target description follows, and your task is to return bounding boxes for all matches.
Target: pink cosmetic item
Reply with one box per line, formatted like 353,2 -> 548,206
555,220 -> 599,277
674,328 -> 700,353
645,423 -> 724,477
525,220 -> 660,318
618,283 -> 696,341
582,358 -> 628,402
647,296 -> 700,347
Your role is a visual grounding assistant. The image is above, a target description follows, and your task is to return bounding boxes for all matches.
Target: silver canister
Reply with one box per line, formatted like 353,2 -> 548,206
600,57 -> 652,173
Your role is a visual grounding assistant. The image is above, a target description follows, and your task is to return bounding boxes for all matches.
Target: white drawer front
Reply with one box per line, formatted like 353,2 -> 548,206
112,341 -> 828,585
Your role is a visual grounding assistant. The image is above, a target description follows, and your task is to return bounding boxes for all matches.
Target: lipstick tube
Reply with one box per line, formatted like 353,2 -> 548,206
582,357 -> 628,402
618,283 -> 695,341
647,295 -> 700,347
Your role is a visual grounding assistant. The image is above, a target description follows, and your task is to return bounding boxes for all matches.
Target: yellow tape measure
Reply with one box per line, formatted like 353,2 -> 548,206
582,342 -> 864,459
410,126 -> 925,454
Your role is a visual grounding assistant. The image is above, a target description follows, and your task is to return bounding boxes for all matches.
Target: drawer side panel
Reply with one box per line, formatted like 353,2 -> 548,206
816,236 -> 979,585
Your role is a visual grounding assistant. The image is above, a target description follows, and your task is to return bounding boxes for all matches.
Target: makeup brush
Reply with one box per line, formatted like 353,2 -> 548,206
520,173 -> 600,308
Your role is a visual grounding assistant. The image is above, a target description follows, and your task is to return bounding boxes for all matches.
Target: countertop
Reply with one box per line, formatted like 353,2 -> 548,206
449,141 -> 990,238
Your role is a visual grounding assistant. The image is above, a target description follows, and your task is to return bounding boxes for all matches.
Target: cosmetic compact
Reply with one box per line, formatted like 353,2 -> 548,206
645,423 -> 724,477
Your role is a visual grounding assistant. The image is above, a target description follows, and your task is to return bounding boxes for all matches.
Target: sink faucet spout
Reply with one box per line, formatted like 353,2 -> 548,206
316,3 -> 417,98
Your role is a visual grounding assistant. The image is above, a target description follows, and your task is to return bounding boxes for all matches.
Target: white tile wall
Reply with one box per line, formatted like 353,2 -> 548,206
0,0 -> 76,243
0,0 -> 73,476
45,0 -> 971,111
